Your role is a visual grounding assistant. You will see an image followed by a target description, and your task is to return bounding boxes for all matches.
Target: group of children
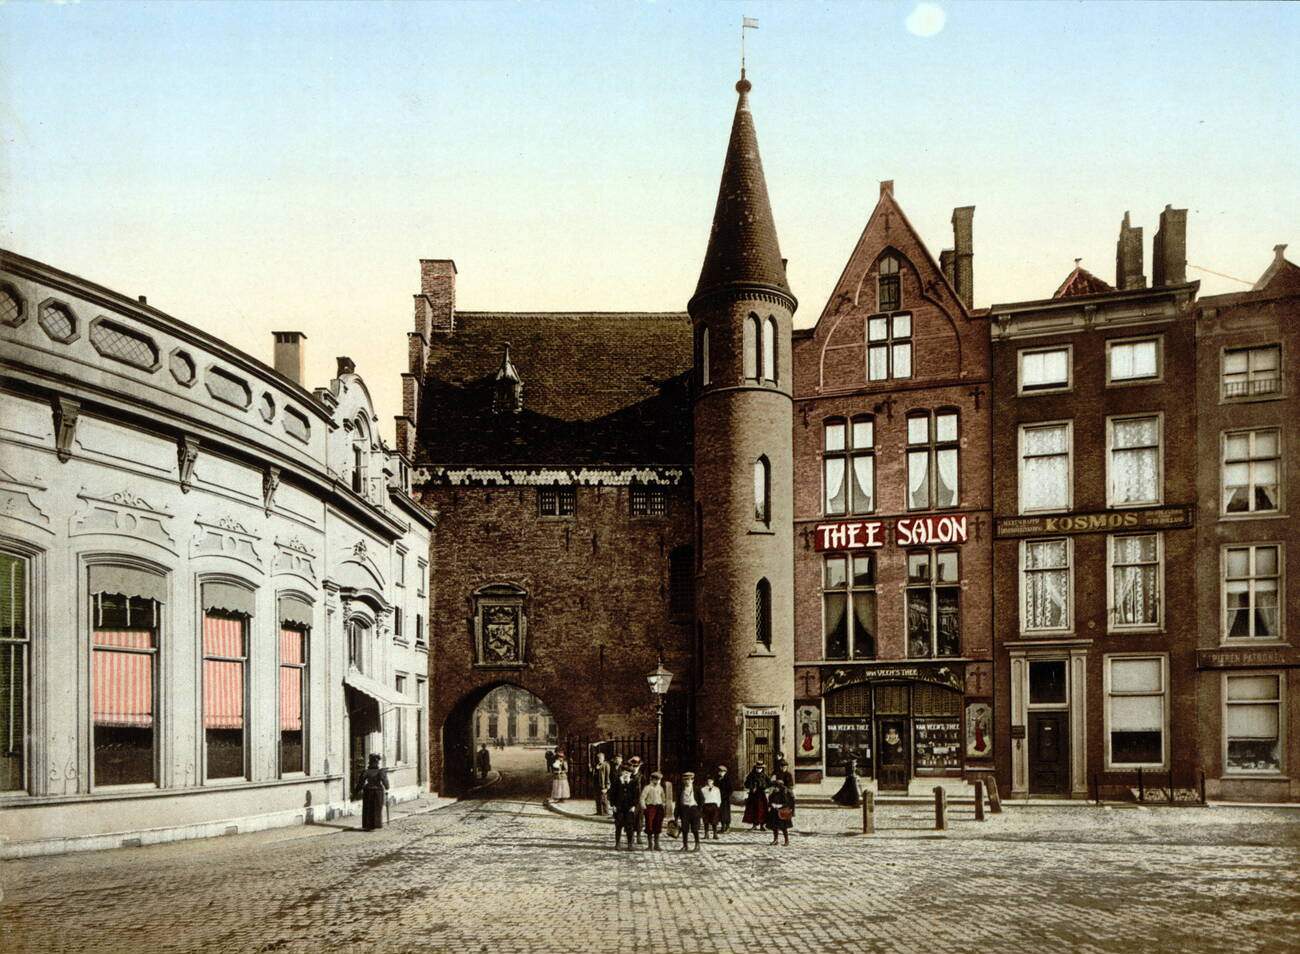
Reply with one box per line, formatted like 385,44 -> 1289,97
595,753 -> 797,850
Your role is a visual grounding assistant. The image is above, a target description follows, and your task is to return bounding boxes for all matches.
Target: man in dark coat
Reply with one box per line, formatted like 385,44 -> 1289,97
625,756 -> 645,844
354,753 -> 389,831
716,764 -> 735,833
674,771 -> 704,851
476,744 -> 492,781
609,766 -> 639,850
592,752 -> 611,815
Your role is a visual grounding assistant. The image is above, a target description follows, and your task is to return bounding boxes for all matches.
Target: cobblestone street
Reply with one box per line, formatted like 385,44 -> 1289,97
3,799 -> 1298,954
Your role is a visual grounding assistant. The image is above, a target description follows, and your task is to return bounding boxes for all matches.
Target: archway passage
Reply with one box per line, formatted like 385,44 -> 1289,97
444,684 -> 559,799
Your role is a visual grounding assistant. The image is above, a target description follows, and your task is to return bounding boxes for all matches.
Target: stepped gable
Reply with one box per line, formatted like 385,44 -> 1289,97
416,311 -> 693,468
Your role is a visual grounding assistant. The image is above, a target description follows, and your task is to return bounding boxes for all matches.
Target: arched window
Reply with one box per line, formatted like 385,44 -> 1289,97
701,326 -> 711,387
352,416 -> 371,498
762,316 -> 777,381
755,579 -> 772,649
754,456 -> 771,525
743,314 -> 760,380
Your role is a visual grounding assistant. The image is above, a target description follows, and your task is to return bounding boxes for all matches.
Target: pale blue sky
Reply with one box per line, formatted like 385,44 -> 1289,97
3,1 -> 1297,433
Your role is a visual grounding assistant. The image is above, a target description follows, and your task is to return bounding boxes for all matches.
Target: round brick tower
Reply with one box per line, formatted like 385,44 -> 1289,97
691,71 -> 796,777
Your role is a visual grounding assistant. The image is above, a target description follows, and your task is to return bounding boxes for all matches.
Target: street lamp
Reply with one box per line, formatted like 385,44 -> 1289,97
646,656 -> 674,773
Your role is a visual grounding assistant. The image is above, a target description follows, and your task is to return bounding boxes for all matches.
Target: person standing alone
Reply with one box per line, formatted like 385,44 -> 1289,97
592,751 -> 611,815
675,771 -> 703,851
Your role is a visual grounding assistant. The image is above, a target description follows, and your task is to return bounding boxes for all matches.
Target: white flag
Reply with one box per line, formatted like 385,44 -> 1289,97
742,17 -> 759,29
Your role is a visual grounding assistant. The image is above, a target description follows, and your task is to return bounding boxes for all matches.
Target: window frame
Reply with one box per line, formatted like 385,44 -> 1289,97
1017,420 -> 1074,515
700,326 -> 711,388
538,484 -> 577,518
393,673 -> 409,765
1103,653 -> 1169,770
754,456 -> 771,526
1019,536 -> 1074,636
0,548 -> 32,795
1017,344 -> 1073,395
630,485 -> 668,518
866,311 -> 913,382
905,548 -> 961,659
906,409 -> 960,512
822,416 -> 875,517
762,315 -> 778,383
877,254 -> 901,312
202,607 -> 251,783
1221,427 -> 1282,516
820,552 -> 877,661
90,583 -> 163,790
1222,671 -> 1286,777
1106,532 -> 1164,633
1221,543 -> 1284,643
744,314 -> 761,381
1221,344 -> 1282,402
1105,335 -> 1163,387
1105,412 -> 1164,508
754,578 -> 772,651
278,621 -> 309,777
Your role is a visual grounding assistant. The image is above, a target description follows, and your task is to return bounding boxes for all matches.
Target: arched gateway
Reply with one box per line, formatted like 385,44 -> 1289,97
444,682 -> 559,798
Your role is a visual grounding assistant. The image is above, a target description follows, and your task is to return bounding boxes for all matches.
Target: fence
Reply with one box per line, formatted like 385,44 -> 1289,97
1089,767 -> 1208,805
559,733 -> 697,800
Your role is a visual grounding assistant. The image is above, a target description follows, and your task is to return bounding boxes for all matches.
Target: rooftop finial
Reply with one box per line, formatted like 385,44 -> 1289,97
740,16 -> 758,89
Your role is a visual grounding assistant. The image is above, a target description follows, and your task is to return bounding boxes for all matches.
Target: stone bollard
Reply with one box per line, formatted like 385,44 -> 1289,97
973,779 -> 985,821
985,774 -> 1003,814
862,789 -> 875,835
933,786 -> 947,831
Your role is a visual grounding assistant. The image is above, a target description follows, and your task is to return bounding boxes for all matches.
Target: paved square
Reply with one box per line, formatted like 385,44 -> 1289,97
3,799 -> 1298,954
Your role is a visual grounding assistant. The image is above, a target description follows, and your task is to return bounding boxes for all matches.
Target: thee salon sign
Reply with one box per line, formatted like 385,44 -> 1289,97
814,515 -> 969,552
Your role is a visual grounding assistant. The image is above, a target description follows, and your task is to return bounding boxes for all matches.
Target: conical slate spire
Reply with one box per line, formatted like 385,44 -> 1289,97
693,71 -> 792,303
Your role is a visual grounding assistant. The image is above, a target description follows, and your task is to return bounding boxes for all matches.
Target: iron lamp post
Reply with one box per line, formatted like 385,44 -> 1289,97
646,656 -> 674,773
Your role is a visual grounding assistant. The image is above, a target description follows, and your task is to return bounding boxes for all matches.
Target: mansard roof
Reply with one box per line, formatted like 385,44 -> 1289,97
692,73 -> 792,306
415,311 -> 692,468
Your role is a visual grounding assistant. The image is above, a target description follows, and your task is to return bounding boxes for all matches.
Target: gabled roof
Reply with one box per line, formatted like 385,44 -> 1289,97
1053,262 -> 1116,299
1253,244 -> 1300,294
693,73 -> 792,305
416,312 -> 692,468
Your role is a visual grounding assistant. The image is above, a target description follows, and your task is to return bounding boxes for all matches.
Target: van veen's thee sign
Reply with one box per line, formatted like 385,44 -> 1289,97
814,515 -> 969,552
994,505 -> 1193,539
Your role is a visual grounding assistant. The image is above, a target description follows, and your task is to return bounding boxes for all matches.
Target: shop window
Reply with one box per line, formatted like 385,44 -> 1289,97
203,607 -> 249,781
1224,673 -> 1282,774
539,485 -> 577,517
823,417 -> 874,516
743,314 -> 760,381
630,485 -> 667,517
279,617 -> 309,776
822,554 -> 876,660
1019,345 -> 1071,393
755,578 -> 772,650
906,550 -> 960,658
1105,655 -> 1166,768
1109,534 -> 1162,630
1223,428 -> 1281,514
754,456 -> 771,525
877,254 -> 901,312
1222,345 -> 1281,399
763,316 -> 777,382
1223,544 -> 1281,641
1022,539 -> 1071,633
92,584 -> 161,787
867,312 -> 911,381
1019,421 -> 1072,513
1108,415 -> 1161,507
1107,337 -> 1160,383
668,546 -> 694,618
906,410 -> 959,511
1,552 -> 30,792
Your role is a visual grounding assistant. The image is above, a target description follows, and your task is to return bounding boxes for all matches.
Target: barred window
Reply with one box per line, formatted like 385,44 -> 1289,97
1223,345 -> 1281,399
630,485 -> 667,517
538,485 -> 576,517
755,578 -> 772,650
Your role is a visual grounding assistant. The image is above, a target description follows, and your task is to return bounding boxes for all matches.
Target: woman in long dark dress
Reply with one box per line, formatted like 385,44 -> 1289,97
355,753 -> 389,831
767,778 -> 796,845
831,756 -> 863,807
741,761 -> 770,830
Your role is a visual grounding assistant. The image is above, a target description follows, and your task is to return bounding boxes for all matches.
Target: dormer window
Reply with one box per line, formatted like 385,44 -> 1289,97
878,255 -> 901,312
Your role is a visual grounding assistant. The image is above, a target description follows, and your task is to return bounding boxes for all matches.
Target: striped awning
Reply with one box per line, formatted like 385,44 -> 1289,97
279,628 -> 304,731
203,613 -> 245,729
92,630 -> 154,727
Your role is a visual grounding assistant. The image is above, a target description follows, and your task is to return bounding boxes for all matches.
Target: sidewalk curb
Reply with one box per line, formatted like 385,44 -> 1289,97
544,799 -> 614,824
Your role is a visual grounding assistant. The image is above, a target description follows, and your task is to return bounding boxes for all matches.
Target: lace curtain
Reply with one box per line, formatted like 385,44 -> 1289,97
1113,534 -> 1159,626
1111,418 -> 1159,504
1024,539 -> 1068,629
1022,426 -> 1069,510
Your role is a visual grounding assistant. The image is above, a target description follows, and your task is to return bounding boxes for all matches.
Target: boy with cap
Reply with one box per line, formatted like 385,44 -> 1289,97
638,770 -> 671,851
675,771 -> 704,851
700,775 -> 723,839
625,756 -> 644,844
608,763 -> 639,850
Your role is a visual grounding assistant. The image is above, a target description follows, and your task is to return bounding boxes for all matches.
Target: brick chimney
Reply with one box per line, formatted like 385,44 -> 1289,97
415,259 -> 457,338
1115,212 -> 1146,290
1152,205 -> 1187,286
951,206 -> 974,309
939,249 -> 956,288
272,331 -> 306,385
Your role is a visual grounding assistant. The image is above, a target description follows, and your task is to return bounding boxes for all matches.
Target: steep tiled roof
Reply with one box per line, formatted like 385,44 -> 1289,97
1053,263 -> 1116,299
693,74 -> 791,304
1253,244 -> 1300,294
416,312 -> 693,467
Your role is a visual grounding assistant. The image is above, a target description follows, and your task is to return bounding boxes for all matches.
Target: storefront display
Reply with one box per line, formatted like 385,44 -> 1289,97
914,718 -> 961,773
825,717 -> 871,777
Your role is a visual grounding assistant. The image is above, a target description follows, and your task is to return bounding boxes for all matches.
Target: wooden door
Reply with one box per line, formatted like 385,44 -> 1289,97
1028,711 -> 1069,794
876,718 -> 910,790
744,715 -> 778,772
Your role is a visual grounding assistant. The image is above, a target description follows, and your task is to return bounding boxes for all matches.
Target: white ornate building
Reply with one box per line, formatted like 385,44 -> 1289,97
0,250 -> 434,856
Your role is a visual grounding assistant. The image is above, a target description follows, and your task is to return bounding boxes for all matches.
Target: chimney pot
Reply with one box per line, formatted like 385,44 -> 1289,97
1152,205 -> 1188,286
1275,243 -> 1288,261
418,259 -> 457,336
137,295 -> 147,304
879,180 -> 894,197
951,206 -> 975,309
272,331 -> 306,385
1116,211 -> 1147,290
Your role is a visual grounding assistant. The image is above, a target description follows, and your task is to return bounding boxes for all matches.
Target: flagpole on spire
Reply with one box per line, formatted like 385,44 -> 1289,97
741,16 -> 758,76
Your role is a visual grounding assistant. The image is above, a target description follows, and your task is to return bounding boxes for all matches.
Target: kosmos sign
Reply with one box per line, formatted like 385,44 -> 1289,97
814,515 -> 969,552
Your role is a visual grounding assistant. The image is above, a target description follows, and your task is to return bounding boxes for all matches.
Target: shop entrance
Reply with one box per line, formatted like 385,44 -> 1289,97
876,718 -> 910,790
1029,711 -> 1070,794
825,680 -> 964,789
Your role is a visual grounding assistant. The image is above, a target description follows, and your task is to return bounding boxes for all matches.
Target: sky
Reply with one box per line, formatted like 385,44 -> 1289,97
3,1 -> 1297,438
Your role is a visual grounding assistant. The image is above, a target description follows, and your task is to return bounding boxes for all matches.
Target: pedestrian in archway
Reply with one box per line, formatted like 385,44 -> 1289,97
767,776 -> 796,846
476,744 -> 492,781
354,753 -> 389,831
742,760 -> 770,830
550,749 -> 571,802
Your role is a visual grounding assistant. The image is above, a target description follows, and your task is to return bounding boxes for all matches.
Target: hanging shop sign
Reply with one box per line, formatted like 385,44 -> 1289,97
994,505 -> 1192,539
814,514 -> 969,552
822,662 -> 964,694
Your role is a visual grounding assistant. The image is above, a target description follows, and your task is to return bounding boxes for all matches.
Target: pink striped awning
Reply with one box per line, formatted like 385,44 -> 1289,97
92,631 -> 154,727
279,628 -> 304,732
203,614 -> 245,730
